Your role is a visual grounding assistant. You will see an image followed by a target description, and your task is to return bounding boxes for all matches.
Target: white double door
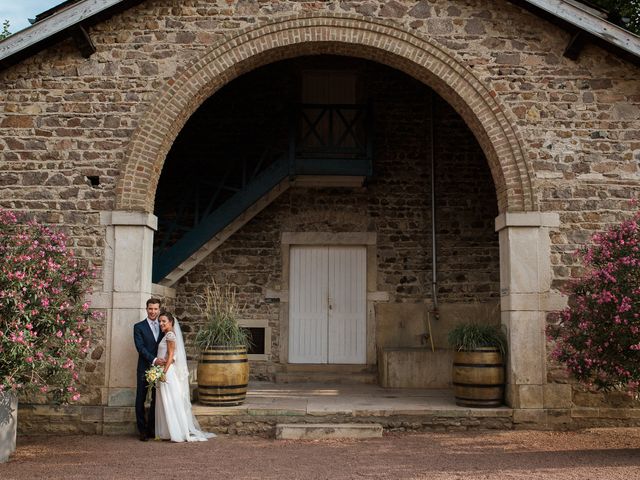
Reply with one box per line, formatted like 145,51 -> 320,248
289,246 -> 366,364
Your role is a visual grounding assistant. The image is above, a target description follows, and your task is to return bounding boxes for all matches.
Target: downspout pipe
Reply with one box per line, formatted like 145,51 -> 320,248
430,91 -> 439,321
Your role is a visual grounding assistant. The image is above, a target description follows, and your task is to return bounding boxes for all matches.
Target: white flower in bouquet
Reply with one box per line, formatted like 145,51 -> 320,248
145,365 -> 165,397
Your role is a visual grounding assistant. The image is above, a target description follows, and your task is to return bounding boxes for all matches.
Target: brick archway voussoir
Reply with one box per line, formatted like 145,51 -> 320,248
118,14 -> 536,214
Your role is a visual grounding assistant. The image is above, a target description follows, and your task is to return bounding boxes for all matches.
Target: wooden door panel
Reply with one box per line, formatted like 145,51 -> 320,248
328,246 -> 367,364
289,246 -> 328,363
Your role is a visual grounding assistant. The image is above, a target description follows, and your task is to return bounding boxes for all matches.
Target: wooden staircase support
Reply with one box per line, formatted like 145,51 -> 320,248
157,177 -> 291,287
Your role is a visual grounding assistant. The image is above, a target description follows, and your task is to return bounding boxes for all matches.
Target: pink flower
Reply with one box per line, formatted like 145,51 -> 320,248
0,208 -> 96,402
548,209 -> 640,394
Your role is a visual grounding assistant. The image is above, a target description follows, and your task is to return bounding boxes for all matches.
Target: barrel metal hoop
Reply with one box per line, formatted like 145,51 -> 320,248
206,346 -> 247,350
202,351 -> 248,356
200,392 -> 247,398
455,396 -> 502,401
200,358 -> 248,363
198,384 -> 248,390
459,348 -> 500,353
453,363 -> 504,368
453,382 -> 503,388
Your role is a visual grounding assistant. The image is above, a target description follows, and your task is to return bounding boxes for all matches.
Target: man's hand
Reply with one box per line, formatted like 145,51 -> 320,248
154,358 -> 167,366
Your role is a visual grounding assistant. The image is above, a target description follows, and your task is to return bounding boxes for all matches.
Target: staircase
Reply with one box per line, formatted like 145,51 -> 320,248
152,103 -> 374,286
153,157 -> 290,285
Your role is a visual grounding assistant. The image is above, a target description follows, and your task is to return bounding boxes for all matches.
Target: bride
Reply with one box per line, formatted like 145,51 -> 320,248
155,311 -> 215,442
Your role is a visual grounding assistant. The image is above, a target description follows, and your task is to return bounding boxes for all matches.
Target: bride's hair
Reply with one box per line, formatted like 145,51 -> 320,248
159,310 -> 175,326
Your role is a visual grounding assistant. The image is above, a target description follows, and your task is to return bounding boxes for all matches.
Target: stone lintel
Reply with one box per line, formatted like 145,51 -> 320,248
100,210 -> 158,230
151,283 -> 176,299
367,291 -> 390,302
281,231 -> 376,245
502,292 -> 567,312
501,293 -> 540,311
495,212 -> 560,232
112,292 -> 153,310
87,291 -> 113,309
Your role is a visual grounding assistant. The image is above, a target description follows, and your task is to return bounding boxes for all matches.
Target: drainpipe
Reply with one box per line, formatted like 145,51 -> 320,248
430,91 -> 439,323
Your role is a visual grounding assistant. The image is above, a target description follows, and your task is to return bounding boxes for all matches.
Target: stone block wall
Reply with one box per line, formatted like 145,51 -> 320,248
0,0 -> 638,414
169,58 -> 499,373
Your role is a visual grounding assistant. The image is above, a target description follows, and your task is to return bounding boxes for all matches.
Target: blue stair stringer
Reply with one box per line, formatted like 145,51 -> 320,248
152,157 -> 290,283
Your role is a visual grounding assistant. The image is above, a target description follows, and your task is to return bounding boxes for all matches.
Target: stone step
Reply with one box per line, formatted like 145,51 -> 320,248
279,363 -> 375,374
275,423 -> 383,440
274,372 -> 378,384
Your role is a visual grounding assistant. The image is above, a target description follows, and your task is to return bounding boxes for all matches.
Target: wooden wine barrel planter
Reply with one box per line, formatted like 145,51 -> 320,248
197,346 -> 249,406
452,346 -> 504,408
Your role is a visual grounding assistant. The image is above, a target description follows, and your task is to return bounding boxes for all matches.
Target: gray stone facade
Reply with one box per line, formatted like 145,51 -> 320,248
1,0 -> 639,430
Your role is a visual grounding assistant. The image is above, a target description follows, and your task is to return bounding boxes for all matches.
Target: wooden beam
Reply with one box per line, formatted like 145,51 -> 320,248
0,0 -> 125,64
518,0 -> 640,59
563,31 -> 585,60
72,25 -> 96,58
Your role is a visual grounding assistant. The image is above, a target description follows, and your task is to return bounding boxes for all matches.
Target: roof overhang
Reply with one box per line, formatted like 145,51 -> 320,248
511,0 -> 640,62
0,0 -> 143,70
0,0 -> 639,71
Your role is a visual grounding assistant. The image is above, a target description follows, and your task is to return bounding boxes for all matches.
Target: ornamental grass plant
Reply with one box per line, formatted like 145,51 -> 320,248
447,323 -> 507,356
547,209 -> 640,396
0,209 -> 98,403
194,281 -> 250,350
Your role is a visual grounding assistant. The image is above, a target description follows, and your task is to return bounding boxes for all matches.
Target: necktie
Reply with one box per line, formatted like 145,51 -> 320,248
151,321 -> 158,339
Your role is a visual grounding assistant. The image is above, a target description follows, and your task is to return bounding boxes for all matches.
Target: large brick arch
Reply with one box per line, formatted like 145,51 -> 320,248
117,14 -> 536,213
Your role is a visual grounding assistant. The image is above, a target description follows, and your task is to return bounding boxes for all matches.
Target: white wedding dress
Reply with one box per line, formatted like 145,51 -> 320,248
155,320 -> 215,442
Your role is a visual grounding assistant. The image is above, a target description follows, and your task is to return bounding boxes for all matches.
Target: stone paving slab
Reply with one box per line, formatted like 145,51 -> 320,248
275,422 -> 384,439
193,381 -> 512,419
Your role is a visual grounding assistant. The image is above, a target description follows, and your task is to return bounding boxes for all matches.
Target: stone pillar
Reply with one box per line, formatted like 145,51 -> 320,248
100,211 -> 157,407
495,212 -> 560,418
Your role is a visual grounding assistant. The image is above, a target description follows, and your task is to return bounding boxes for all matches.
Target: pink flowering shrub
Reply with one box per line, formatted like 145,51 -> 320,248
0,209 -> 98,403
547,210 -> 640,395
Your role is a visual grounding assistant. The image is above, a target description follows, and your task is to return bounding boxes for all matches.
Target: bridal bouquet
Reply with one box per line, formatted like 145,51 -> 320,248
145,365 -> 165,397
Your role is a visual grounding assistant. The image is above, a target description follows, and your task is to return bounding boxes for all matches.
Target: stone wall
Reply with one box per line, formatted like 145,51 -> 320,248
169,57 -> 499,377
0,0 -> 638,413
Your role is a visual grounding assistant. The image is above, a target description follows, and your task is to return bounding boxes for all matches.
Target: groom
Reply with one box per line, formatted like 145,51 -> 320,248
133,298 -> 166,441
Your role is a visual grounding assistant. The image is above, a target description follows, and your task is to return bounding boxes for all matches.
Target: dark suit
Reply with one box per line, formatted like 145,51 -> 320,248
133,319 -> 163,437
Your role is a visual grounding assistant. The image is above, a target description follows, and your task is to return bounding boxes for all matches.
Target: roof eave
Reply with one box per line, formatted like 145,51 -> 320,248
0,0 -> 143,70
514,0 -> 640,61
0,0 -> 639,72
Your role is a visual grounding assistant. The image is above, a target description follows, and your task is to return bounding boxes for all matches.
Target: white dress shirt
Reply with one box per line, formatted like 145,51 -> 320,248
147,318 -> 159,341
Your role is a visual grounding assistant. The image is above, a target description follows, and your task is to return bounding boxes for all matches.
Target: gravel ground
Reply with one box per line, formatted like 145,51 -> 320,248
2,428 -> 640,479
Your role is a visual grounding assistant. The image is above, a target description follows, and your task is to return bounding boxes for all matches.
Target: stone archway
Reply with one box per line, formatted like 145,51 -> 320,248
108,13 -> 555,413
116,13 -> 536,214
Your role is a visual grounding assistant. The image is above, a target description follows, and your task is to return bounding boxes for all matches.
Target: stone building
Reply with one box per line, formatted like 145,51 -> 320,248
0,0 -> 639,432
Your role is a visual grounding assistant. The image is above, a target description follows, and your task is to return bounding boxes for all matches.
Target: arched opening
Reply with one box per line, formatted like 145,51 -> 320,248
154,55 -> 500,388
108,16 -> 548,409
117,15 -> 536,214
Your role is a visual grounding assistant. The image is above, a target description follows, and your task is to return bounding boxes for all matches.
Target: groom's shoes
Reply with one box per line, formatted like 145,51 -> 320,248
139,433 -> 148,442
